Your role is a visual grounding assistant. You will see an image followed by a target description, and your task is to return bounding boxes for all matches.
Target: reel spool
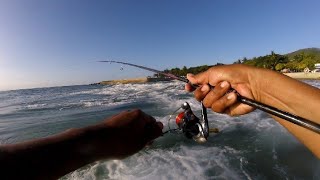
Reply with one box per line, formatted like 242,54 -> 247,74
165,102 -> 211,143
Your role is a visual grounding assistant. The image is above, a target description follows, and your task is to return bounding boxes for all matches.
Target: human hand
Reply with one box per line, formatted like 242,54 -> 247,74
185,64 -> 259,116
91,109 -> 163,159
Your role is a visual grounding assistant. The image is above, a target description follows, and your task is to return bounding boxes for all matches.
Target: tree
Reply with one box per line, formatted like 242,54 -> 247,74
275,63 -> 286,71
233,59 -> 242,64
181,66 -> 188,76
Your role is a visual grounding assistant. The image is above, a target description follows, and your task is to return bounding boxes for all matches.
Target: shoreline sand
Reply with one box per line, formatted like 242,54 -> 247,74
284,72 -> 320,80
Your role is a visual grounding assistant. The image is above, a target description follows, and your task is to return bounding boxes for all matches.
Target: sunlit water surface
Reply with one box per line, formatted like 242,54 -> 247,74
0,80 -> 319,179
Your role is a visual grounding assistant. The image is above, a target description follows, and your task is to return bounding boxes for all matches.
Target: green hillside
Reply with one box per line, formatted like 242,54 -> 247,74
240,48 -> 320,72
286,48 -> 320,59
156,48 -> 320,77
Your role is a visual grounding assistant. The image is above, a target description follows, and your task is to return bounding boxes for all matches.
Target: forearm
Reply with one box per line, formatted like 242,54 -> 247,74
0,124 -> 109,179
252,68 -> 320,122
250,68 -> 320,157
0,110 -> 162,179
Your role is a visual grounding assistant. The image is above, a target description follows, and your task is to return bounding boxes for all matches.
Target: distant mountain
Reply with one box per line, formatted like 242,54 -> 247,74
286,48 -> 320,59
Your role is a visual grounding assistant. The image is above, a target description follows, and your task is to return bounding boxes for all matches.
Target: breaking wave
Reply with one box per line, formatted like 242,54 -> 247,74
0,80 -> 319,179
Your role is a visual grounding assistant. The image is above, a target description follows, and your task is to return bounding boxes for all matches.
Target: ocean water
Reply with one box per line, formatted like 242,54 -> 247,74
0,80 -> 319,179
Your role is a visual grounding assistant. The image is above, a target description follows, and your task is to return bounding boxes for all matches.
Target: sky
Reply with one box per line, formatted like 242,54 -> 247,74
0,0 -> 320,91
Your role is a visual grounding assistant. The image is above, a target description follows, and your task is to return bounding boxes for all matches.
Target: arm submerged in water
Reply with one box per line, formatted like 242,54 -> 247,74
0,109 -> 163,179
185,64 -> 320,158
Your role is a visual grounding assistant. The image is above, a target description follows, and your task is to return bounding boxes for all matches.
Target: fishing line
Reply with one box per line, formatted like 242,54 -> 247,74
162,106 -> 181,135
99,60 -> 320,134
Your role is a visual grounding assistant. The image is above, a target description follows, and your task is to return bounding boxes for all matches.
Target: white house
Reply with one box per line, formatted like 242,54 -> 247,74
312,63 -> 320,73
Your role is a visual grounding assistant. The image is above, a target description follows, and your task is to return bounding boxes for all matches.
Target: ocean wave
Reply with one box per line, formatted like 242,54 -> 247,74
1,80 -> 319,179
64,144 -> 243,180
304,80 -> 320,88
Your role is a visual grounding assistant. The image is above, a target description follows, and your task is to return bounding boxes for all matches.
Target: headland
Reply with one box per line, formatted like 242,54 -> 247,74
98,77 -> 172,85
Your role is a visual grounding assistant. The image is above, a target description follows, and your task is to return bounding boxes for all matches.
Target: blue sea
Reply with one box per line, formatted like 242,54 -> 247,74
0,80 -> 319,179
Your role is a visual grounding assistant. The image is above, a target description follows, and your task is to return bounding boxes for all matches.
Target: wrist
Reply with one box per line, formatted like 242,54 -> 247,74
245,66 -> 275,103
75,123 -> 117,161
246,67 -> 296,110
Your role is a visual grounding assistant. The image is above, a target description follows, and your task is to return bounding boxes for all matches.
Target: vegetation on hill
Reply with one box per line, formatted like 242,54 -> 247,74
154,63 -> 224,78
237,48 -> 320,72
156,48 -> 320,77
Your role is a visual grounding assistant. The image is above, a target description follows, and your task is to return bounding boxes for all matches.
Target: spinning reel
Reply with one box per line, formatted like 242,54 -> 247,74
164,102 -> 218,143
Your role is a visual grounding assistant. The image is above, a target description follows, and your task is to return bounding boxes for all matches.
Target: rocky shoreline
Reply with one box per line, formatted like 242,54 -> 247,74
98,77 -> 172,85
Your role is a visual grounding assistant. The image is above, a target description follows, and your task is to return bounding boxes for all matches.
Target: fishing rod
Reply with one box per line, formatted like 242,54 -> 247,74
99,60 -> 320,134
99,60 -> 189,83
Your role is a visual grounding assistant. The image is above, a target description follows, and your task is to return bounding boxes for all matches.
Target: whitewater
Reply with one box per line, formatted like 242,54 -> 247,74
0,80 -> 319,179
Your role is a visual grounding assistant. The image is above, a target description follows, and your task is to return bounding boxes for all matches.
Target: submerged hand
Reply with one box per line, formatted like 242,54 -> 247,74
91,109 -> 163,159
185,64 -> 257,116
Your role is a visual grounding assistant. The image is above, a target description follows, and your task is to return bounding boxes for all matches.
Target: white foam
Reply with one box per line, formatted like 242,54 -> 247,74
23,80 -> 319,179
64,145 -> 242,180
240,157 -> 252,180
26,103 -> 47,109
305,80 -> 320,88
